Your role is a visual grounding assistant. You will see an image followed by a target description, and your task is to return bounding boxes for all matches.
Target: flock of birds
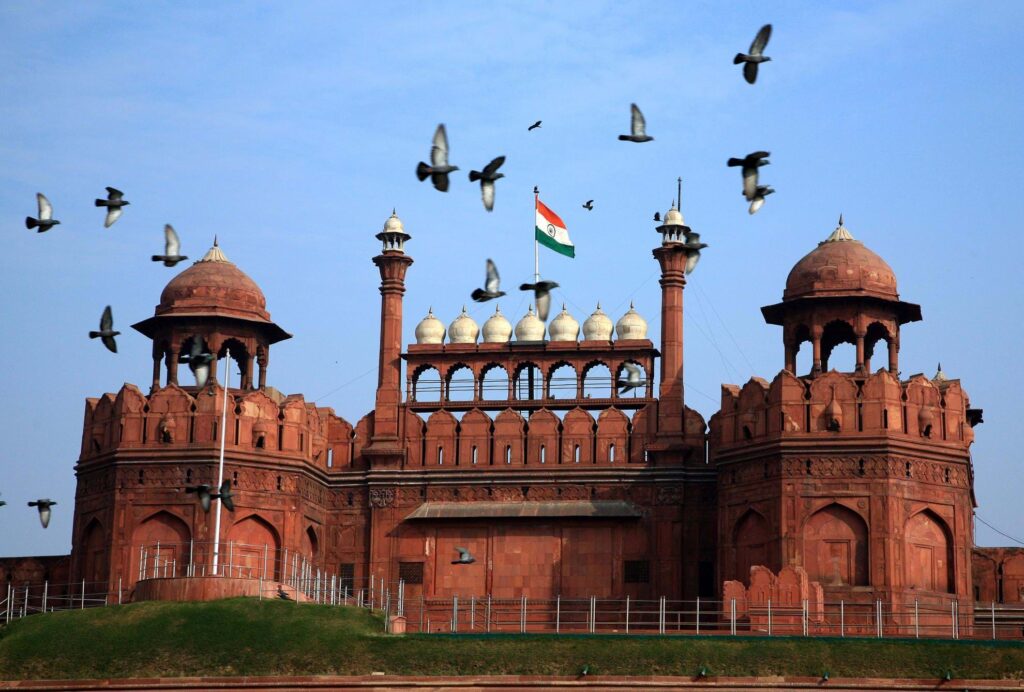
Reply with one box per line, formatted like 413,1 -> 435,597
418,24 -> 774,401
7,24 -> 773,534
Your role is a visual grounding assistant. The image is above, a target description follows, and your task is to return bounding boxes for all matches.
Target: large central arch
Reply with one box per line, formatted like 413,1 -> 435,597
802,503 -> 868,586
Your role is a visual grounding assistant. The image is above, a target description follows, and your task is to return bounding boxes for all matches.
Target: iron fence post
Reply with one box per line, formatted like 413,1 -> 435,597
42,581 -> 48,613
486,594 -> 491,633
625,595 -> 630,634
767,598 -> 772,636
470,596 -> 475,631
696,597 -> 700,635
730,598 -> 736,636
556,595 -> 561,633
802,599 -> 808,636
589,595 -> 596,633
915,599 -> 919,638
840,600 -> 845,637
153,542 -> 160,579
992,600 -> 997,640
452,595 -> 458,633
659,596 -> 666,635
420,594 -> 425,632
118,577 -> 122,605
189,539 -> 194,577
520,595 -> 527,633
80,580 -> 85,609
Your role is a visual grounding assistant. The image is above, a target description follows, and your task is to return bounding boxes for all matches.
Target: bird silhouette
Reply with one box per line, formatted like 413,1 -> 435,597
180,336 -> 214,387
277,585 -> 291,600
0,493 -> 6,508
528,120 -> 542,131
471,259 -> 506,302
25,193 -> 60,233
152,224 -> 188,266
727,151 -> 771,201
618,103 -> 653,142
653,212 -> 661,222
617,363 -> 647,395
748,185 -> 775,214
95,187 -> 130,227
452,547 -> 476,564
684,232 -> 708,274
28,499 -> 57,529
582,200 -> 594,210
519,280 -> 560,321
734,24 -> 772,84
185,483 -> 214,512
89,306 -> 120,353
416,124 -> 459,192
213,480 -> 236,512
469,156 -> 506,211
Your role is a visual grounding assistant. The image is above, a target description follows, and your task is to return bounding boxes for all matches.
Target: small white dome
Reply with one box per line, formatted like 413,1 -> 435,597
582,302 -> 613,341
482,305 -> 512,343
615,301 -> 648,340
663,206 -> 685,227
514,305 -> 546,341
382,210 -> 404,233
548,304 -> 580,342
414,307 -> 445,345
448,306 -> 479,344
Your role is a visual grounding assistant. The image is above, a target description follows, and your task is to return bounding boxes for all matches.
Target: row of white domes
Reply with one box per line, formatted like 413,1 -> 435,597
415,303 -> 648,344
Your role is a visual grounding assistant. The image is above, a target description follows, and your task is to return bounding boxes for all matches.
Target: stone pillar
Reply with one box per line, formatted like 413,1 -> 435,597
855,330 -> 866,374
811,326 -> 823,375
888,338 -> 899,374
257,348 -> 268,389
371,250 -> 414,443
151,347 -> 162,391
166,346 -> 180,386
653,245 -> 688,435
784,340 -> 798,374
242,352 -> 255,390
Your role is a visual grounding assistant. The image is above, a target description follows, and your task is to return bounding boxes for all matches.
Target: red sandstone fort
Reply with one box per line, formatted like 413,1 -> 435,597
3,205 -> 1022,627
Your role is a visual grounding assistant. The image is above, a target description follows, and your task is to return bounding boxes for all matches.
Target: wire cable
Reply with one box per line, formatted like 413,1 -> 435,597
975,514 -> 1024,547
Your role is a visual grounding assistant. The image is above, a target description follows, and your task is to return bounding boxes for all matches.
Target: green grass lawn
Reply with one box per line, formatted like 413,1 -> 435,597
0,598 -> 1022,680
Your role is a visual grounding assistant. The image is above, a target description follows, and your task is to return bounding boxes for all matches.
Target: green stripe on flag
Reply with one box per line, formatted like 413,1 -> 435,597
535,227 -> 575,258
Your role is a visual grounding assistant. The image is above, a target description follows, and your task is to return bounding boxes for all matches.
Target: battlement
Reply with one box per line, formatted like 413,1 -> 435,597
711,369 -> 977,452
79,383 -> 357,473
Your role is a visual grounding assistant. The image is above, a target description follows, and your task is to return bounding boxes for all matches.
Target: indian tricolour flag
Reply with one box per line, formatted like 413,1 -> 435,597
535,198 -> 575,258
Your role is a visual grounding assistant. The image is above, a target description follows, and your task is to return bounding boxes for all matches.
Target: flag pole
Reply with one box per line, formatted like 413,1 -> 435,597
533,186 -> 540,283
211,347 -> 231,576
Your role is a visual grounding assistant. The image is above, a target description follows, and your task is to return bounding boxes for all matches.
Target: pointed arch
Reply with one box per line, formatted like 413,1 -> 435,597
227,514 -> 282,580
131,510 -> 192,580
905,509 -> 954,593
79,518 -> 109,585
733,509 -> 772,582
803,503 -> 868,586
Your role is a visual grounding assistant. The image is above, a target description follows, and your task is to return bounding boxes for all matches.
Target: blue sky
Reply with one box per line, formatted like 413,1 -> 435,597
1,1 -> 1021,557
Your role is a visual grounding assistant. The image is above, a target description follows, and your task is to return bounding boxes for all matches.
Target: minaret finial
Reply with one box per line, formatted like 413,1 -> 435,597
677,176 -> 682,209
214,235 -> 218,247
838,213 -> 844,227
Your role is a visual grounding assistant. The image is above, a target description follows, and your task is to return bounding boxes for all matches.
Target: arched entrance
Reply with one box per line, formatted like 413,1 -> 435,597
905,510 -> 953,592
226,515 -> 281,580
733,510 -> 771,581
802,504 -> 868,586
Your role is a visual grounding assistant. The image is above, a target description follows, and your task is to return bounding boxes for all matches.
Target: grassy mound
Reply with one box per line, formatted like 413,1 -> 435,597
0,598 -> 1022,680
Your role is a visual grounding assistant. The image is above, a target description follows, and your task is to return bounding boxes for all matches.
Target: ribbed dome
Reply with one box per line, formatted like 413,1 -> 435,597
156,240 -> 270,322
382,210 -> 405,233
784,218 -> 898,302
615,301 -> 648,340
482,305 -> 512,343
548,304 -> 580,342
663,206 -> 685,226
514,305 -> 545,341
414,307 -> 445,345
448,306 -> 479,344
582,303 -> 613,341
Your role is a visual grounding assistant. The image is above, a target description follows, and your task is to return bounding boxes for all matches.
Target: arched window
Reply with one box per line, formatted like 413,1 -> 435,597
574,445 -> 580,463
803,504 -> 869,586
609,444 -> 616,462
905,511 -> 953,593
540,445 -> 546,464
472,446 -> 478,465
505,445 -> 512,464
437,447 -> 444,465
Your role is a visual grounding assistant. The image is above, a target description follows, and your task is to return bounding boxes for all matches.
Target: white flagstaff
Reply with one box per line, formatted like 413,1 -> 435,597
533,186 -> 540,283
211,347 -> 231,575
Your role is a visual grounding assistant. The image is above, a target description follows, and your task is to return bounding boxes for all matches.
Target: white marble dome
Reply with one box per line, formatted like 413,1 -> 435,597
548,304 -> 579,342
514,305 -> 545,341
615,301 -> 648,340
448,306 -> 479,344
414,307 -> 445,344
662,205 -> 685,227
382,210 -> 404,233
582,302 -> 613,341
482,304 -> 513,343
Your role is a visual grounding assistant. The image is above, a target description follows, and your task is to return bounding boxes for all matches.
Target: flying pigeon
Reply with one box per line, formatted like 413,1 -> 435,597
277,585 -> 291,600
452,547 -> 476,564
727,151 -> 770,201
28,499 -> 57,529
181,337 -> 214,388
471,259 -> 506,302
748,185 -> 775,214
415,124 -> 459,192
95,187 -> 130,227
617,363 -> 647,395
734,24 -> 772,84
152,224 -> 188,266
618,103 -> 653,142
653,212 -> 661,222
185,483 -> 214,512
684,232 -> 709,274
213,479 -> 235,512
89,306 -> 120,353
518,279 -> 560,321
582,200 -> 594,210
25,193 -> 60,233
528,120 -> 542,131
468,156 -> 506,211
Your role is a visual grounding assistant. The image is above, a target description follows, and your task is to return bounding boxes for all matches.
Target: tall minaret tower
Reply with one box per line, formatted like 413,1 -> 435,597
365,211 -> 413,466
651,196 -> 706,452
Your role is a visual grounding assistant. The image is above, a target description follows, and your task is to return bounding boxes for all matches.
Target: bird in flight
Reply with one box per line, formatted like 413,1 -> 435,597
618,103 -> 653,142
582,200 -> 594,210
181,336 -> 214,388
452,547 -> 476,564
89,306 -> 120,353
734,24 -> 772,84
152,224 -> 189,266
684,232 -> 708,274
28,499 -> 57,529
519,279 -> 560,322
528,120 -> 542,131
416,124 -> 459,192
25,193 -> 60,233
617,363 -> 647,395
471,259 -> 506,302
748,185 -> 775,214
653,211 -> 661,222
469,156 -> 506,211
95,187 -> 130,227
727,151 -> 771,201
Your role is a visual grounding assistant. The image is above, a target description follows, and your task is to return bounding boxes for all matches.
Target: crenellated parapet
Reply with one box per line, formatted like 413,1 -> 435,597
78,383 -> 358,474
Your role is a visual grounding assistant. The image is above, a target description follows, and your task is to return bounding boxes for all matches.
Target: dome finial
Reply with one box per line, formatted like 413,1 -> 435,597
213,235 -> 219,247
934,362 -> 948,382
838,213 -> 844,227
825,214 -> 855,243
